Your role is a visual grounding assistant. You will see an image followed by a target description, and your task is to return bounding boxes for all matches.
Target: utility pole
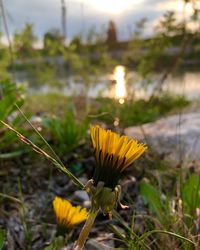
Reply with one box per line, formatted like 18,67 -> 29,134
61,0 -> 67,44
81,1 -> 84,40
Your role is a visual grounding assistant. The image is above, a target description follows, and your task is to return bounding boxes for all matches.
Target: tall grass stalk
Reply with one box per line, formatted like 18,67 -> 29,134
139,229 -> 196,246
0,119 -> 84,190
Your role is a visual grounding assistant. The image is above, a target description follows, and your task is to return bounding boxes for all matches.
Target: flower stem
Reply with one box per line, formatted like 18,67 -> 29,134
74,209 -> 99,250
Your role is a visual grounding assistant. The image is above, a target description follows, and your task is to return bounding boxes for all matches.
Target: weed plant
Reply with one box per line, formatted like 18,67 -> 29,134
0,81 -> 26,155
42,105 -> 88,156
94,93 -> 189,127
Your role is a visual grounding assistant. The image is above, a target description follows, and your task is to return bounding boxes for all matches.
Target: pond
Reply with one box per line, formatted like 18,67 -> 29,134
16,66 -> 200,101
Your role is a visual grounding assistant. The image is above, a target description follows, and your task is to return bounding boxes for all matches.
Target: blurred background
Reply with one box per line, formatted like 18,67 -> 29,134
0,0 -> 200,249
1,0 -> 200,101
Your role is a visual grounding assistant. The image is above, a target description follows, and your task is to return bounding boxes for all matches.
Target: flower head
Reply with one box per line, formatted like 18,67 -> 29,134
90,125 -> 147,189
53,196 -> 87,229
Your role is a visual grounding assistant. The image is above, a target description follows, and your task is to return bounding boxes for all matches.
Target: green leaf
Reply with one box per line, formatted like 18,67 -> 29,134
0,229 -> 5,250
41,105 -> 88,155
0,150 -> 26,159
0,81 -> 24,121
43,236 -> 65,250
139,182 -> 169,224
182,173 -> 200,217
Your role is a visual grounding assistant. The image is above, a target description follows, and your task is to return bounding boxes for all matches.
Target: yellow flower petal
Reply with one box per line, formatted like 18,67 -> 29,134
90,125 -> 147,188
53,196 -> 87,228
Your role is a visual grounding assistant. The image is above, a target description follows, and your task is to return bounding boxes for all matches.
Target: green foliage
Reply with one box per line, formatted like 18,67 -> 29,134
110,210 -> 194,250
0,81 -> 26,151
42,105 -> 88,156
43,28 -> 64,55
137,171 -> 199,248
24,93 -> 69,115
182,173 -> 200,219
0,229 -> 5,250
94,93 -> 189,127
64,33 -> 116,105
139,182 -> 170,226
0,81 -> 24,120
14,25 -> 116,98
43,236 -> 65,250
13,24 -> 65,89
13,23 -> 37,59
124,11 -> 196,81
0,33 -> 10,80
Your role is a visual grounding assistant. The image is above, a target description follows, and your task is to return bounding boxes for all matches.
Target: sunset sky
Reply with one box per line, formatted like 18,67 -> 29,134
3,0 -> 195,43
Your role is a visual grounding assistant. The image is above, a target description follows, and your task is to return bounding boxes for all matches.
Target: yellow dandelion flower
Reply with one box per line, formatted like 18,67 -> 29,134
53,196 -> 87,228
90,125 -> 147,188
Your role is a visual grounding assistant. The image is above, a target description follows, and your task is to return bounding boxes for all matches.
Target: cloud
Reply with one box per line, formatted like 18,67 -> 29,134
3,0 -> 193,42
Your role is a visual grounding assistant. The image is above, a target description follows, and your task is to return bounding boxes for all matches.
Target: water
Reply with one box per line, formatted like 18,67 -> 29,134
17,68 -> 200,100
163,71 -> 200,99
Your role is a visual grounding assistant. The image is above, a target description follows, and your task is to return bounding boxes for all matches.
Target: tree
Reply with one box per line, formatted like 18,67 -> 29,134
43,28 -> 64,55
13,23 -> 37,59
106,20 -> 117,43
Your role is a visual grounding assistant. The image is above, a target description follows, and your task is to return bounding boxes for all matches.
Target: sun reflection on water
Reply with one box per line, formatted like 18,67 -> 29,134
113,65 -> 126,104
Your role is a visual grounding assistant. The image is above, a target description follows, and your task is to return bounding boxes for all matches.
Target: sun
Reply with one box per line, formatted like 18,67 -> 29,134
85,0 -> 143,15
